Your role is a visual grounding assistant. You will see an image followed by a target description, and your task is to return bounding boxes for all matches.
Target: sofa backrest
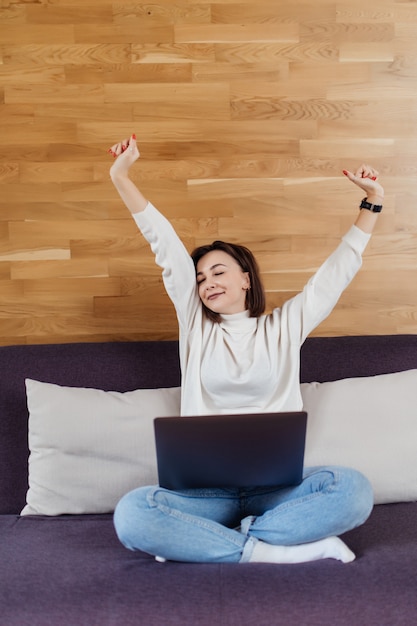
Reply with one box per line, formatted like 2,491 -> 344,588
299,334 -> 417,382
1,335 -> 417,515
0,341 -> 180,515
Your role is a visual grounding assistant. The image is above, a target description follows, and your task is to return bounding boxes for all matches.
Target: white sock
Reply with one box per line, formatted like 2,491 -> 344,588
249,537 -> 355,564
155,555 -> 167,563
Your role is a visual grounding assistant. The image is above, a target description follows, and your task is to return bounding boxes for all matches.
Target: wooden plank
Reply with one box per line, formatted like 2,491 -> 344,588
175,23 -> 300,43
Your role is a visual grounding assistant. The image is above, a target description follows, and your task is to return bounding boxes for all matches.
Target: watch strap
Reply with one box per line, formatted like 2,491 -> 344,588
360,197 -> 383,213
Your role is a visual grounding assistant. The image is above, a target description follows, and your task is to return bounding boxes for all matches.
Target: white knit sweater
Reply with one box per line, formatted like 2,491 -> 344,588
134,202 -> 370,416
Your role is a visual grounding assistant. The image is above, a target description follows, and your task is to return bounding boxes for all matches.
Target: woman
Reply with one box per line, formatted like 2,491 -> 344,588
109,134 -> 384,565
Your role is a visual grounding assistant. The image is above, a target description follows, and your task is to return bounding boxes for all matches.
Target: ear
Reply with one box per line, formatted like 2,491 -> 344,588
242,272 -> 250,290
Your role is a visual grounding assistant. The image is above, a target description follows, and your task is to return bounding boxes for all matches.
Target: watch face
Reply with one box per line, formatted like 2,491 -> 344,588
360,198 -> 382,212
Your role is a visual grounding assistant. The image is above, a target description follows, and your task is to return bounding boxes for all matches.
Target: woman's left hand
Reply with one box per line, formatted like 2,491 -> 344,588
343,164 -> 384,200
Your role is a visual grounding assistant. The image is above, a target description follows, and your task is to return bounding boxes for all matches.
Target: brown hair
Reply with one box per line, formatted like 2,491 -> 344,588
190,240 -> 266,323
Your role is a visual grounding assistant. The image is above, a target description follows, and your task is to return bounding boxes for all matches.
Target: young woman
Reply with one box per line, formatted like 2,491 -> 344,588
109,134 -> 384,565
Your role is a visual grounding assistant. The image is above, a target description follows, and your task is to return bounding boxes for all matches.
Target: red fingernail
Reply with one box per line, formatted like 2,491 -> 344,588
107,149 -> 113,154
122,146 -> 126,152
342,170 -> 348,176
132,133 -> 136,140
371,176 -> 377,180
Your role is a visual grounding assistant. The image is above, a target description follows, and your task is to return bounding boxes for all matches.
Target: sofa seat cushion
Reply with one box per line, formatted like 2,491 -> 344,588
2,503 -> 417,625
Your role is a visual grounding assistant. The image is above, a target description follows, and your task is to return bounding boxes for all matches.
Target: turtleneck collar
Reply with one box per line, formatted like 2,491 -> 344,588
219,310 -> 257,333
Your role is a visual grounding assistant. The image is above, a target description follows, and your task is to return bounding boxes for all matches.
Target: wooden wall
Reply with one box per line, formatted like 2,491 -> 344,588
1,0 -> 417,345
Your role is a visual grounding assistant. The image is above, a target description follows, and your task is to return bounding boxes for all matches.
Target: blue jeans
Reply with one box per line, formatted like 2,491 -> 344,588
113,466 -> 373,563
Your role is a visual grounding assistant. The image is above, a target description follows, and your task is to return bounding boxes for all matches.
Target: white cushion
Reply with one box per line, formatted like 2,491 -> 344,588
301,369 -> 417,504
22,379 -> 181,516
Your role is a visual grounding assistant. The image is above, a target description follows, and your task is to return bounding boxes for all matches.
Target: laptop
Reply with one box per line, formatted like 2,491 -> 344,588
153,411 -> 307,491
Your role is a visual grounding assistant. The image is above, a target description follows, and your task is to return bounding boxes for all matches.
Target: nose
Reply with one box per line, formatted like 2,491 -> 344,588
205,277 -> 217,291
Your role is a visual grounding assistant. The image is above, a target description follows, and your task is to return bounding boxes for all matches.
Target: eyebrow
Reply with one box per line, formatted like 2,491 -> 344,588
196,263 -> 227,277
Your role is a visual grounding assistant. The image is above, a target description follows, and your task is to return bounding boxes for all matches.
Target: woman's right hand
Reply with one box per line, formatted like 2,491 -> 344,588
108,134 -> 140,179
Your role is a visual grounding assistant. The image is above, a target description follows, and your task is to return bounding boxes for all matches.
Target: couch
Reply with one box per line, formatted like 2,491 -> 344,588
1,335 -> 417,626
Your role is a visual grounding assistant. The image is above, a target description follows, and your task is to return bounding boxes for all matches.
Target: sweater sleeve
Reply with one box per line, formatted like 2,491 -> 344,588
132,202 -> 200,331
282,225 -> 371,344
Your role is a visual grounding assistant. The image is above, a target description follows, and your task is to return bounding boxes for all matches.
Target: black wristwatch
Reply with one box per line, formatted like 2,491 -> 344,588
360,197 -> 383,213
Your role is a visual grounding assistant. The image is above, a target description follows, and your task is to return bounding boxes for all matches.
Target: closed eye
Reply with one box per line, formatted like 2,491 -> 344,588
196,263 -> 227,285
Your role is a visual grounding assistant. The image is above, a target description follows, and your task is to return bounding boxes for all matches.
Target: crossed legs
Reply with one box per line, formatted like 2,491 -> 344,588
113,466 -> 373,564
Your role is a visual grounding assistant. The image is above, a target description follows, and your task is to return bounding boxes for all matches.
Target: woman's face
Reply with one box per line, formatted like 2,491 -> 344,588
196,250 -> 250,315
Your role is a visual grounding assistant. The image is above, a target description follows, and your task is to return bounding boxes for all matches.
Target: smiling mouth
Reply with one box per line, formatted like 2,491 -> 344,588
207,292 -> 224,300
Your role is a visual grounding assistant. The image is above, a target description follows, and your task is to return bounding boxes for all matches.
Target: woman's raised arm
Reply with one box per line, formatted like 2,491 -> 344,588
108,134 -> 148,215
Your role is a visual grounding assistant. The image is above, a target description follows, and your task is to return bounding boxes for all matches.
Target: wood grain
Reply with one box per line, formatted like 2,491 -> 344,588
1,1 -> 417,345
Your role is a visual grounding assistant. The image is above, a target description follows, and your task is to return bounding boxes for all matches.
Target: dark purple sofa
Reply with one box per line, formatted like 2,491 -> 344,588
1,336 -> 417,626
